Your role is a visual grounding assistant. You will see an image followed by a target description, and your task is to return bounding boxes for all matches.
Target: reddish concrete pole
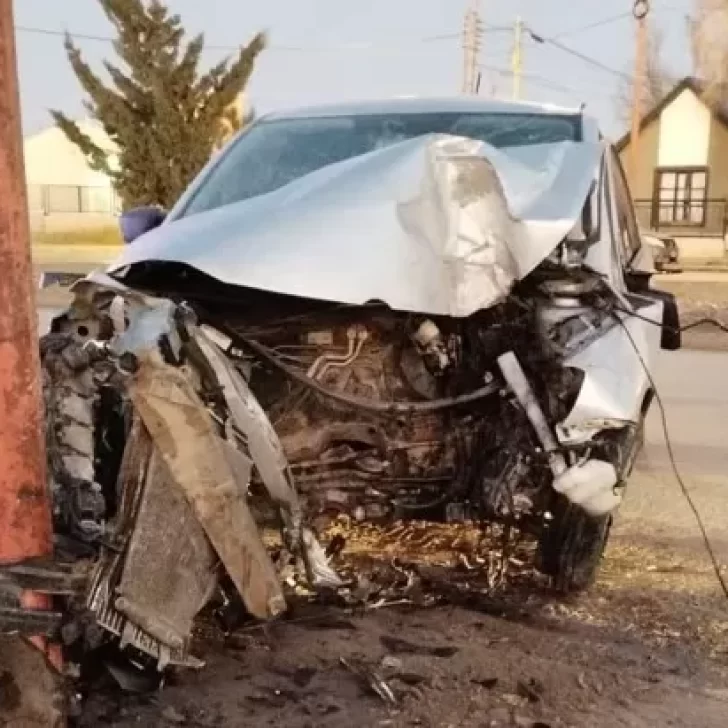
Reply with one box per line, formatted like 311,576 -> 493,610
0,0 -> 54,564
0,0 -> 57,648
0,12 -> 66,720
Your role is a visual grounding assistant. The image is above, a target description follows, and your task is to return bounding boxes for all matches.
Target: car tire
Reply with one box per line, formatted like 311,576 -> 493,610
537,494 -> 613,593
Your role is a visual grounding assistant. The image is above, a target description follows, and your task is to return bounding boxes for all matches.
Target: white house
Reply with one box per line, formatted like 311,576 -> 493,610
24,119 -> 118,231
24,93 -> 249,232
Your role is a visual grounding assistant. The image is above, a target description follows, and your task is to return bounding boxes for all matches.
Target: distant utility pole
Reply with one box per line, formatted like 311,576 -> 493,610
511,16 -> 524,100
630,0 -> 650,179
461,0 -> 482,94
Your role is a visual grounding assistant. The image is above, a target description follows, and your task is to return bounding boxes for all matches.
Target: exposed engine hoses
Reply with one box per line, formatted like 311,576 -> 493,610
239,336 -> 500,414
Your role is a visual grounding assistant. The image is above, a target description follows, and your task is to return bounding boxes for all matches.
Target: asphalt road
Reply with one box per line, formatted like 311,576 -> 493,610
617,347 -> 728,569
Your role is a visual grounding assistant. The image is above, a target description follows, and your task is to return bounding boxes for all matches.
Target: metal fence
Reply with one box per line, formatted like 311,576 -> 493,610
633,198 -> 728,238
27,184 -> 120,216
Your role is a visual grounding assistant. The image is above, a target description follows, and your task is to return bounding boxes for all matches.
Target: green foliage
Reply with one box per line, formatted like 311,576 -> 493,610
51,0 -> 265,210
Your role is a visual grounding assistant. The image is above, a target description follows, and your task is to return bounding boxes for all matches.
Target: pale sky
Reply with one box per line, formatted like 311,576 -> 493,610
15,0 -> 696,139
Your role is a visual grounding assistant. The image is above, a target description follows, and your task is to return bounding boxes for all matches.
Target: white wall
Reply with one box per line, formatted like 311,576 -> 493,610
657,88 -> 712,167
23,120 -> 116,188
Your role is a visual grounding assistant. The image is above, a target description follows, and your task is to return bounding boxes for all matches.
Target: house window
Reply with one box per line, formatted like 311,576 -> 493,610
654,167 -> 708,226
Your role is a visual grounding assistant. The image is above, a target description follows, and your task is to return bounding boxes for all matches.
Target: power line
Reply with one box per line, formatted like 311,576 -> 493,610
615,312 -> 728,603
14,23 -> 490,53
551,11 -> 633,40
479,64 -> 585,98
526,28 -> 632,81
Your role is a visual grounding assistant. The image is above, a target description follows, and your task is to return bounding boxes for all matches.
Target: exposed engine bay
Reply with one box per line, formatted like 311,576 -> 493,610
32,258 -> 661,674
192,277 -> 610,527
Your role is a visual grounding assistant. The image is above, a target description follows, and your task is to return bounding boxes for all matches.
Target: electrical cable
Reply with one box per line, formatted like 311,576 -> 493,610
14,24 -> 464,52
551,11 -> 633,40
613,304 -> 728,334
478,64 -> 587,98
238,335 -> 500,414
614,312 -> 728,602
525,27 -> 632,81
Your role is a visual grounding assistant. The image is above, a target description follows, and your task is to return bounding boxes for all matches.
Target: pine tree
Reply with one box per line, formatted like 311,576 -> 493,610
51,0 -> 265,210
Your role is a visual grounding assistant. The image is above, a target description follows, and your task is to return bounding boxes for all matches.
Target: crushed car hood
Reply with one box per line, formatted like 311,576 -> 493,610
109,134 -> 603,317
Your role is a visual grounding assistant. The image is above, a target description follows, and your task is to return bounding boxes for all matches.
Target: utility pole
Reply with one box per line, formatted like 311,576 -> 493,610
512,16 -> 524,100
0,2 -> 63,724
461,1 -> 482,94
0,0 -> 52,566
630,0 -> 650,180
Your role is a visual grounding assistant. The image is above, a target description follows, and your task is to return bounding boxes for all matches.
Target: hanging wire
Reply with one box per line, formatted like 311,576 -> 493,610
613,309 -> 728,602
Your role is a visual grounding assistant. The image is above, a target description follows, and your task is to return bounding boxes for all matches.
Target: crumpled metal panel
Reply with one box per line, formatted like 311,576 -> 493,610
192,329 -> 303,536
87,415 -> 203,668
130,353 -> 286,621
116,443 -> 218,652
556,300 -> 664,445
108,135 -> 603,317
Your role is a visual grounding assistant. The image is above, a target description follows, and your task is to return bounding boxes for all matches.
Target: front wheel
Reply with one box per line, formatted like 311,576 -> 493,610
537,494 -> 613,593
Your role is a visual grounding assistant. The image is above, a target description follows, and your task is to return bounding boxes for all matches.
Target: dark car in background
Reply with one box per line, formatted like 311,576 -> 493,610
642,231 -> 682,273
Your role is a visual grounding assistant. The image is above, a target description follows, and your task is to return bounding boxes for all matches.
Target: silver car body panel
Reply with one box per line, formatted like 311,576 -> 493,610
110,134 -> 604,318
102,97 -> 660,509
556,300 -> 663,445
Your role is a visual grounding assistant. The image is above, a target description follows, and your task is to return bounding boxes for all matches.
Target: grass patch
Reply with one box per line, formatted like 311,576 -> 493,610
32,227 -> 122,246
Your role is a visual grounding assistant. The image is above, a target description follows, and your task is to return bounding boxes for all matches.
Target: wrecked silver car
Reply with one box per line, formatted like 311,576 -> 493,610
38,99 -> 680,673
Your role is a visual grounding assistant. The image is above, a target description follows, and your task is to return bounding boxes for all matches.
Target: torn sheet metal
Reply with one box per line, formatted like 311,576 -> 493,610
87,414 -> 206,669
192,329 -> 343,589
192,330 -> 303,537
130,355 -> 286,620
497,350 -> 621,517
115,440 -> 218,653
556,299 -> 664,445
107,135 -> 603,317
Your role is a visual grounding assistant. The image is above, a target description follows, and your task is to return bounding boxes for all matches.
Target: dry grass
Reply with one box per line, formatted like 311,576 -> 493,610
32,226 -> 123,247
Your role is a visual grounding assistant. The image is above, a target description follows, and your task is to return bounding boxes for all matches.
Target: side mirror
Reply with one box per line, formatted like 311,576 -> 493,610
624,240 -> 658,293
629,243 -> 657,276
120,206 -> 166,244
648,288 -> 682,351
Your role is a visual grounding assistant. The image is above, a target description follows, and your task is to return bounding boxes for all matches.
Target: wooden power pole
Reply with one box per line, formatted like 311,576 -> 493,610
461,1 -> 482,94
511,16 -> 524,100
630,0 -> 650,180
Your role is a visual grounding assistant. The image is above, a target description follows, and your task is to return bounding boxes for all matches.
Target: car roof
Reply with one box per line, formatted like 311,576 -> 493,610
260,97 -> 601,143
263,96 -> 584,121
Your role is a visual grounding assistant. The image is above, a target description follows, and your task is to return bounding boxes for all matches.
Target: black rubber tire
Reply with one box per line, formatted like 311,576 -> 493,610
537,495 -> 613,593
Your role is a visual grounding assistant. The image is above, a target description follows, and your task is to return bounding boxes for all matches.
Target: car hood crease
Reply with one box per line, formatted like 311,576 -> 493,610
109,134 -> 604,317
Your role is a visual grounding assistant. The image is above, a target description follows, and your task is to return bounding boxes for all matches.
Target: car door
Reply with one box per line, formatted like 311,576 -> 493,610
607,147 -> 645,276
607,146 -> 681,351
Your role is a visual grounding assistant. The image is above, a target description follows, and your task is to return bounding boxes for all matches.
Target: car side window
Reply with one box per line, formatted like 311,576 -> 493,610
609,149 -> 642,266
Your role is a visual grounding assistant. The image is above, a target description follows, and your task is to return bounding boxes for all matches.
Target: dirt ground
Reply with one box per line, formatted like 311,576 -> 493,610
74,511 -> 728,728
32,265 -> 728,728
